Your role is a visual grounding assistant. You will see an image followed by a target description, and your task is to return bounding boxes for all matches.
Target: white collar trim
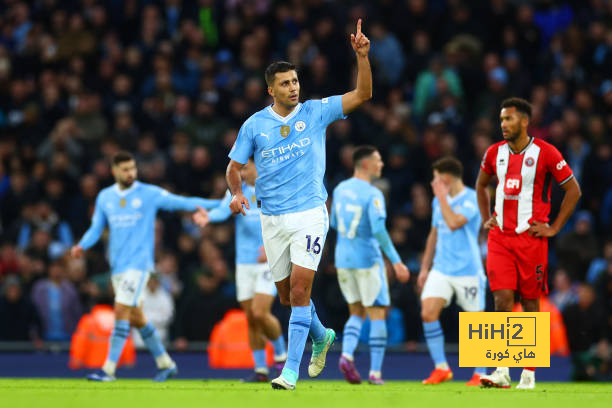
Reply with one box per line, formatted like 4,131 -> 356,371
267,103 -> 302,123
448,187 -> 467,204
114,181 -> 139,196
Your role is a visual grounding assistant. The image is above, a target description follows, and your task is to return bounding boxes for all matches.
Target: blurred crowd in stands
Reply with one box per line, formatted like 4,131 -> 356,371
0,0 -> 611,380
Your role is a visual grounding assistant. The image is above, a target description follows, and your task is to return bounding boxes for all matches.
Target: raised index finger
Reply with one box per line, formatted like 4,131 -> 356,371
356,18 -> 362,35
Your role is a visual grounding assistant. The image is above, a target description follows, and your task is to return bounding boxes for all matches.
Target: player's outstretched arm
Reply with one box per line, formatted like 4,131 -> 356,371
193,198 -> 222,209
226,159 -> 249,216
342,18 -> 372,115
529,177 -> 581,238
156,189 -> 221,213
475,169 -> 497,230
192,206 -> 210,228
70,245 -> 84,259
207,191 -> 233,223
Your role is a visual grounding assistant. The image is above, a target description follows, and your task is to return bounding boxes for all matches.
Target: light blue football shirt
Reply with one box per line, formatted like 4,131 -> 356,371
229,95 -> 346,215
431,187 -> 484,277
208,184 -> 263,265
78,181 -> 219,275
331,178 -> 388,269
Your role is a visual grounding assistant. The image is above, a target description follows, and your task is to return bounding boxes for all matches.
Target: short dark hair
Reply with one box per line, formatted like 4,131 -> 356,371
112,151 -> 135,166
353,145 -> 378,169
432,156 -> 463,178
501,97 -> 532,118
265,61 -> 296,87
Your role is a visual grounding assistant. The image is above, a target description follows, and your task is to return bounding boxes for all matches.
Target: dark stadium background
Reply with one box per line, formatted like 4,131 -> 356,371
0,0 -> 610,381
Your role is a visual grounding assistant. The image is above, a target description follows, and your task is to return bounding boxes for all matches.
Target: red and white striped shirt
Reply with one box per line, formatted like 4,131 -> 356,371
481,137 -> 574,235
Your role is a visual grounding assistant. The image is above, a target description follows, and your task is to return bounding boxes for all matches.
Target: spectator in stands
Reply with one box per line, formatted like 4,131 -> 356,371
0,241 -> 19,279
0,275 -> 42,344
601,186 -> 612,235
556,210 -> 599,281
133,275 -> 174,347
173,267 -> 237,349
369,21 -> 406,87
16,200 -> 73,256
562,284 -> 609,381
413,55 -> 463,122
587,240 -> 612,285
550,268 -> 578,312
595,261 -> 612,344
156,251 -> 183,298
0,170 -> 31,235
31,257 -> 82,341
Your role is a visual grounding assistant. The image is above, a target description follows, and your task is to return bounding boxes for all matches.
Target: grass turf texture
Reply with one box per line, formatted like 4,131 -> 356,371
1,379 -> 610,408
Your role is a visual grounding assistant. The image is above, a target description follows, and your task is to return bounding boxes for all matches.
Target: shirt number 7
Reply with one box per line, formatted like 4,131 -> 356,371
336,203 -> 363,239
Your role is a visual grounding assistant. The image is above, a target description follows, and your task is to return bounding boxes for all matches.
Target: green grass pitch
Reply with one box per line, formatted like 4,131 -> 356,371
1,379 -> 611,408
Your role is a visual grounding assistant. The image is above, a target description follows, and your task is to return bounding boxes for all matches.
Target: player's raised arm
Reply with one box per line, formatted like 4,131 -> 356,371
72,194 -> 107,258
226,159 -> 249,216
342,18 -> 372,115
431,177 -> 468,231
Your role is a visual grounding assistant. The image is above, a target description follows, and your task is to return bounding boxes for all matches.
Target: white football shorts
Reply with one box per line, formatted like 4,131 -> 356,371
420,269 -> 486,312
337,260 -> 390,307
236,263 -> 277,302
111,269 -> 151,307
260,205 -> 329,282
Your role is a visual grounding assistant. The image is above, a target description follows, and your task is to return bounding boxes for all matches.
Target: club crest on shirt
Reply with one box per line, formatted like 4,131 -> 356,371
294,121 -> 306,132
280,125 -> 290,138
119,198 -> 126,208
525,157 -> 535,167
132,198 -> 142,208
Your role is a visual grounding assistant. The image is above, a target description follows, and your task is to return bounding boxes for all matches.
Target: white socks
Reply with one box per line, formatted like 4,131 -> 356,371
102,360 -> 117,376
155,353 -> 174,369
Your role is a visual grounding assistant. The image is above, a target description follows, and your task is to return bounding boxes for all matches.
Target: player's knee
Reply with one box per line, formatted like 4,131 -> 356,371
420,308 -> 438,323
521,299 -> 539,312
494,296 -> 513,312
353,308 -> 366,320
243,309 -> 255,326
250,307 -> 267,325
289,285 -> 309,305
130,315 -> 145,328
278,294 -> 290,306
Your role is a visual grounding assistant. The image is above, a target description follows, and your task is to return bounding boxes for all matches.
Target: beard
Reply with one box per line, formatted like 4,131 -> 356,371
503,130 -> 521,142
118,177 -> 135,189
